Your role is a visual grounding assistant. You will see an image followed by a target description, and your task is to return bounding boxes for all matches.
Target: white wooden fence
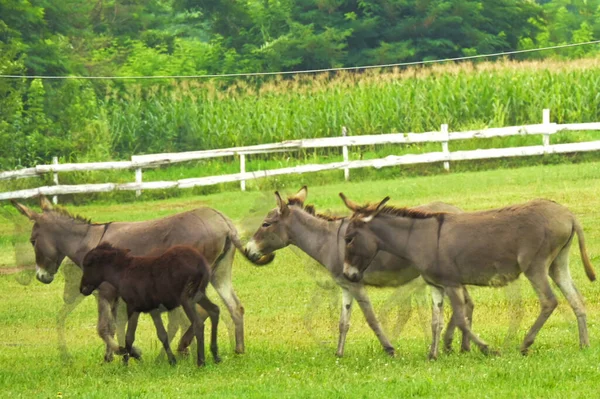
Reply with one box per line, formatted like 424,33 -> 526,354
1,109 -> 600,201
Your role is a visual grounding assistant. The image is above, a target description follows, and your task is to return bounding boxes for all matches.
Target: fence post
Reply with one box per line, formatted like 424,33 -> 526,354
135,167 -> 142,197
52,157 -> 59,204
240,153 -> 246,191
441,124 -> 450,171
342,126 -> 349,181
542,108 -> 551,154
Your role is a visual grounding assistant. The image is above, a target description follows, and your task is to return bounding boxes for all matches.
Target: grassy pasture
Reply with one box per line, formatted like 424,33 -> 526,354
1,160 -> 600,398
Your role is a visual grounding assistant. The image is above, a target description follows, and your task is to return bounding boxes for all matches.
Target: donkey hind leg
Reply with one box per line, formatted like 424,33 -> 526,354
521,267 -> 558,355
166,308 -> 184,344
445,286 -> 490,355
460,287 -> 474,352
153,308 -> 188,362
442,286 -> 474,353
378,282 -> 421,342
350,285 -> 395,356
549,246 -> 589,349
181,299 -> 206,367
197,295 -> 221,363
177,305 -> 209,355
429,285 -> 445,360
211,246 -> 245,354
336,288 -> 354,357
149,310 -> 177,366
123,311 -> 140,365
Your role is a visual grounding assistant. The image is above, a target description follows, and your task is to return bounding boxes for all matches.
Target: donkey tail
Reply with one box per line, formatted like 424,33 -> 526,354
213,209 -> 275,266
229,230 -> 275,266
574,219 -> 596,282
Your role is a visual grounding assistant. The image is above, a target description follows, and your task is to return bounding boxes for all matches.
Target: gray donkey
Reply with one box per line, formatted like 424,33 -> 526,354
244,186 -> 474,357
12,196 -> 273,362
340,194 -> 596,358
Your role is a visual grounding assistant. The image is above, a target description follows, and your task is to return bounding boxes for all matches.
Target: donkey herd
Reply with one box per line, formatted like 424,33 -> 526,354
10,186 -> 597,366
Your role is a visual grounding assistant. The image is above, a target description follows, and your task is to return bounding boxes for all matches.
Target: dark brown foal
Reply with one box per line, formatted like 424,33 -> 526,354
80,243 -> 220,367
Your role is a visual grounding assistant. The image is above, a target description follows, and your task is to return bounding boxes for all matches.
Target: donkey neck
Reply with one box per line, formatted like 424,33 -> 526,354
49,215 -> 110,267
98,262 -> 126,290
287,208 -> 345,269
369,214 -> 440,266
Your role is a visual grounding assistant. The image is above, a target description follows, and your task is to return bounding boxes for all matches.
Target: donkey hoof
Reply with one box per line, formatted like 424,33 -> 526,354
384,347 -> 396,357
177,347 -> 190,357
213,356 -> 222,364
428,353 -> 438,361
59,349 -> 74,364
130,347 -> 142,360
479,345 -> 490,356
104,352 -> 115,363
122,354 -> 130,365
168,358 -> 177,366
197,360 -> 206,367
520,347 -> 529,356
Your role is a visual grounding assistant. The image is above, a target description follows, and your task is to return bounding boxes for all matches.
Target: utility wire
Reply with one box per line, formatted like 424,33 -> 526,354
1,40 -> 599,80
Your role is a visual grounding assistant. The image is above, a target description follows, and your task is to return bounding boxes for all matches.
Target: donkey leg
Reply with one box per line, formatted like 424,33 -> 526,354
123,311 -> 140,365
443,286 -> 475,353
211,248 -> 245,354
380,283 -> 418,341
429,285 -> 445,360
461,287 -> 475,352
198,296 -> 221,363
181,300 -> 206,367
549,248 -> 589,348
521,269 -> 558,355
57,263 -> 84,359
336,288 -> 354,357
177,305 -> 209,355
350,285 -> 395,356
95,283 -> 121,362
445,286 -> 490,355
149,310 -> 177,365
57,294 -> 84,359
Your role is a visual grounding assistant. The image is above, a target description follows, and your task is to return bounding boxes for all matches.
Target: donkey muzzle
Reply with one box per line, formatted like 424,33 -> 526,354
35,266 -> 54,284
80,285 -> 95,296
343,263 -> 363,282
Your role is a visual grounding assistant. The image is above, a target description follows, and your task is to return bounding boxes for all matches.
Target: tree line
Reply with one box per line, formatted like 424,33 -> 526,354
1,0 -> 599,169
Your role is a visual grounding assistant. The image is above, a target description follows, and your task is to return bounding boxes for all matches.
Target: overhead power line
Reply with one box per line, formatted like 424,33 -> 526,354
1,40 -> 599,80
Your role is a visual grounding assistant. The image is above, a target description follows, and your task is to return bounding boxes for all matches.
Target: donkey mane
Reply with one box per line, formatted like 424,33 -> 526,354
48,207 -> 94,224
96,242 -> 117,251
287,197 -> 345,221
359,204 -> 446,220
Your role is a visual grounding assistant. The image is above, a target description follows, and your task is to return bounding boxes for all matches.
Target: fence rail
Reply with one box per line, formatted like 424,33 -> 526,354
1,109 -> 599,201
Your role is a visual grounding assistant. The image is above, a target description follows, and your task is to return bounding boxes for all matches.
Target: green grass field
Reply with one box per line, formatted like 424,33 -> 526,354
1,160 -> 600,398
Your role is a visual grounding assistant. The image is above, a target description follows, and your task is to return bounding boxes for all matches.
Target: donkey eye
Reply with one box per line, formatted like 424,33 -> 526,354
30,239 -> 36,246
344,237 -> 353,245
262,222 -> 271,228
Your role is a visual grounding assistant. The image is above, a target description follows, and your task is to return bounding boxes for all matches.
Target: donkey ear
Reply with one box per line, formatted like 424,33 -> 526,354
339,192 -> 360,212
274,191 -> 289,215
374,196 -> 390,214
39,195 -> 54,211
361,196 -> 391,221
293,186 -> 308,204
11,200 -> 40,221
